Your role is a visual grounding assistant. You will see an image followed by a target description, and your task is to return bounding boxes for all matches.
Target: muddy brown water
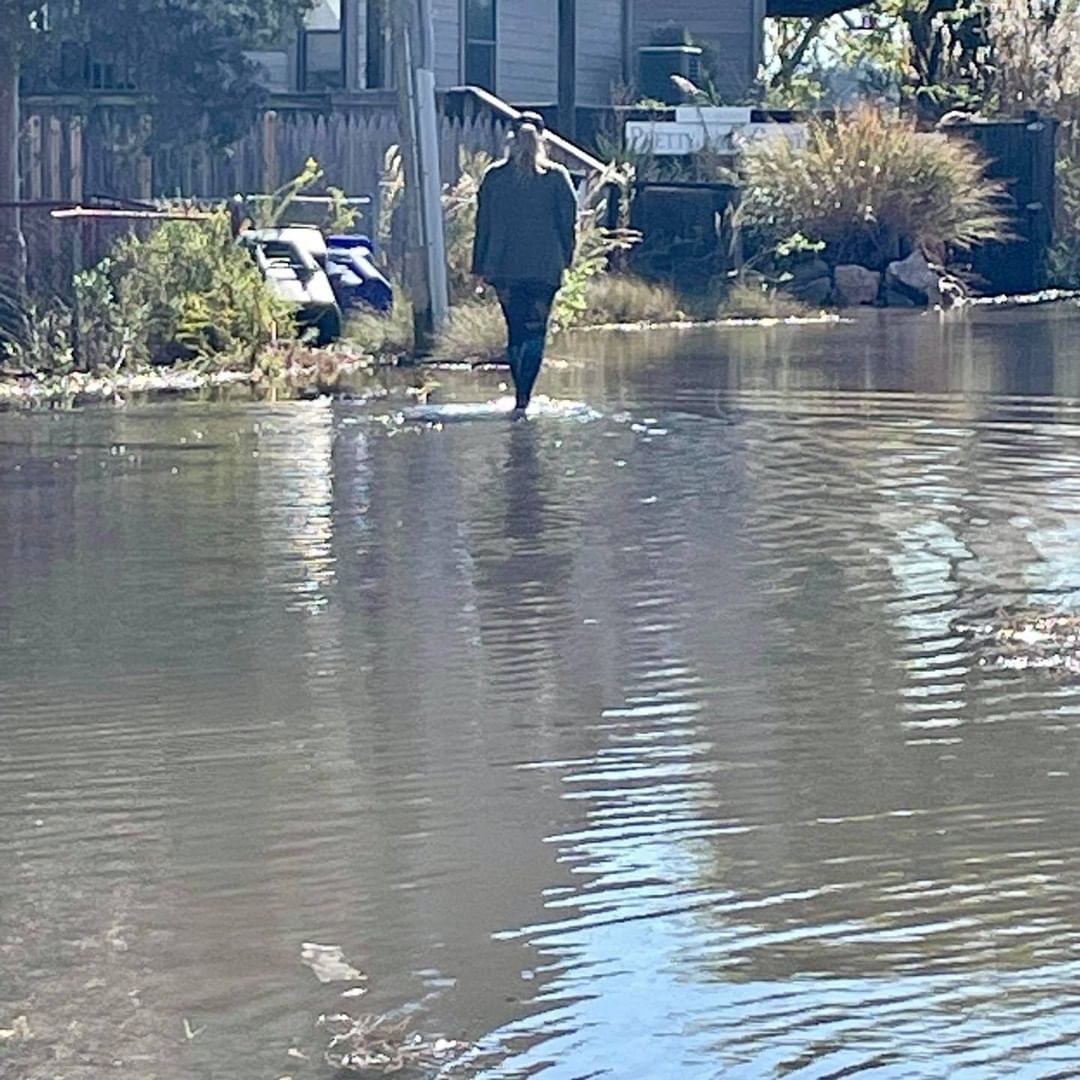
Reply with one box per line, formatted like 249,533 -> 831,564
4,307 -> 1080,1078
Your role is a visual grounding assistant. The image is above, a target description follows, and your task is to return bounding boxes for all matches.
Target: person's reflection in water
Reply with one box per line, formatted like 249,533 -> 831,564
470,422 -> 579,705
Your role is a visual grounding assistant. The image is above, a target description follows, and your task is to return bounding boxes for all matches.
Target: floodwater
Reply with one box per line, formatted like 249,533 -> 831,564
5,306 -> 1080,1078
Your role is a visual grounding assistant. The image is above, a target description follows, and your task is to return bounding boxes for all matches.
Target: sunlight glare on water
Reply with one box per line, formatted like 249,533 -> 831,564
4,307 -> 1080,1078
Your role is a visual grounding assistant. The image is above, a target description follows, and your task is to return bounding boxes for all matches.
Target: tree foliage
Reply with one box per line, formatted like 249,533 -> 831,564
764,0 -> 1080,118
13,0 -> 312,148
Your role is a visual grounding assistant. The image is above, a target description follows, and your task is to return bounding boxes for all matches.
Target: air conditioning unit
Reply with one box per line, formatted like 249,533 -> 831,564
638,45 -> 703,105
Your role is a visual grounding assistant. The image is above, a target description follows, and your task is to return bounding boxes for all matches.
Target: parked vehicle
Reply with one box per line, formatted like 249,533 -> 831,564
240,226 -> 342,346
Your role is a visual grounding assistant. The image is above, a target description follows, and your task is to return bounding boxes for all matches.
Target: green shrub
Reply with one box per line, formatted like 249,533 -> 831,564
576,274 -> 682,326
432,298 -> 506,363
108,209 -> 292,367
738,107 -> 1011,270
552,203 -> 642,331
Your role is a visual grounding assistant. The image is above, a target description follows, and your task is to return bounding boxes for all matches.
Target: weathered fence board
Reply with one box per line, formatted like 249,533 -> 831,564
946,114 -> 1058,295
19,96 -> 513,296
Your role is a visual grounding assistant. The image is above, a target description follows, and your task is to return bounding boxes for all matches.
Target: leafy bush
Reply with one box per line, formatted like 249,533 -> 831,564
575,274 -> 682,326
738,107 -> 1011,270
552,200 -> 642,331
107,209 -> 292,367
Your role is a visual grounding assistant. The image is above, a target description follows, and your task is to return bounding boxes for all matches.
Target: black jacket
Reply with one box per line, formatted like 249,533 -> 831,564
472,160 -> 578,287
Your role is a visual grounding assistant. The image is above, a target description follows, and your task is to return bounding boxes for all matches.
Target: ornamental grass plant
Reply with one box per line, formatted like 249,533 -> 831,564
738,107 -> 1012,271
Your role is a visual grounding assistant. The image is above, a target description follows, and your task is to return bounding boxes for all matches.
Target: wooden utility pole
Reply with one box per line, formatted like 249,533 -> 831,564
0,15 -> 26,296
393,0 -> 448,353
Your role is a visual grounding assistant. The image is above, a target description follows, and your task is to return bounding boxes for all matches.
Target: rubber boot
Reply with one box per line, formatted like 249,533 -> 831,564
513,336 -> 545,411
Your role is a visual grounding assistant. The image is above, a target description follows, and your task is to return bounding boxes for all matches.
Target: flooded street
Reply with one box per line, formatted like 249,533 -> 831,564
6,307 -> 1080,1078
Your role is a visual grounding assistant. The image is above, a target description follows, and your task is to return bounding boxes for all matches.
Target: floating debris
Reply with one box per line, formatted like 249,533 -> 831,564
955,609 -> 1080,675
300,942 -> 367,985
0,1016 -> 32,1041
319,1012 -> 466,1076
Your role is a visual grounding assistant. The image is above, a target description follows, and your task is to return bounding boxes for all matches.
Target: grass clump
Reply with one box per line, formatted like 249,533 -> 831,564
342,289 -> 415,360
575,274 -> 682,326
433,297 -> 505,363
718,281 -> 816,320
738,107 -> 1011,271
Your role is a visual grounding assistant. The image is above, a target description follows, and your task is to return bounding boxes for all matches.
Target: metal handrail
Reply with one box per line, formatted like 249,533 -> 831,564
451,85 -> 606,175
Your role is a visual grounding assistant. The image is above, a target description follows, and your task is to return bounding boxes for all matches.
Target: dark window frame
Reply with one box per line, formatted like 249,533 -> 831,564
463,0 -> 496,92
299,0 -> 347,92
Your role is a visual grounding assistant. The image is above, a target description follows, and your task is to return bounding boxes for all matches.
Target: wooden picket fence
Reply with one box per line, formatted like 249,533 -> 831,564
19,95 -> 512,201
19,94 -> 514,295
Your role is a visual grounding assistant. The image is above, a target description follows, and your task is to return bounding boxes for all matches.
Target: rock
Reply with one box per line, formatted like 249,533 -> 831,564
884,287 -> 919,308
787,275 -> 832,306
788,257 -> 830,284
785,259 -> 832,305
886,250 -> 942,306
833,264 -> 881,307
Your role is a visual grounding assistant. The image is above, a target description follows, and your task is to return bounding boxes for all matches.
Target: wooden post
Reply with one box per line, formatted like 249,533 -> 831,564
0,14 -> 25,293
27,115 -> 43,200
48,117 -> 62,274
71,217 -> 83,369
48,117 -> 62,199
558,0 -> 577,140
262,110 -> 279,193
393,0 -> 448,353
394,0 -> 426,348
68,117 -> 83,201
137,114 -> 153,200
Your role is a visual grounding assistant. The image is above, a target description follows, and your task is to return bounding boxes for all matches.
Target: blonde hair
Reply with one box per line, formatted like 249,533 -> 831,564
507,123 -> 551,176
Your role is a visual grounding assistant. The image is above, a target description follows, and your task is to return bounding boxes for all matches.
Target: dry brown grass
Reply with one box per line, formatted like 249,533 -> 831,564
718,282 -> 817,319
575,274 -> 683,326
432,298 -> 506,363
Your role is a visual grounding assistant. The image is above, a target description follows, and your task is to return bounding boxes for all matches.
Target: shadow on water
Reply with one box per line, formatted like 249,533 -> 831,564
5,307 -> 1080,1077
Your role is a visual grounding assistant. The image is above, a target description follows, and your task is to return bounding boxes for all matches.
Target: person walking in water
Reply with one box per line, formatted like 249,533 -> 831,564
472,113 -> 578,414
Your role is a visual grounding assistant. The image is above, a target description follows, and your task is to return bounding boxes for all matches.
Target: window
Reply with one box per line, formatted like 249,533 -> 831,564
300,0 -> 345,91
464,0 -> 496,91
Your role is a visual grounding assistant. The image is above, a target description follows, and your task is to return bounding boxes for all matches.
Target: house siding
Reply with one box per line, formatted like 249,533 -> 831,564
632,0 -> 760,97
433,0 -> 462,86
496,0 -> 558,103
576,0 -> 627,107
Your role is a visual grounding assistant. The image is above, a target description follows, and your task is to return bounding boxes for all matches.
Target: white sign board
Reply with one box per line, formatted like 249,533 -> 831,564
625,118 -> 808,156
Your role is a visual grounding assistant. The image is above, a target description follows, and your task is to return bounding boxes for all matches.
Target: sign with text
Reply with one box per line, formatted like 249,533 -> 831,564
625,113 -> 808,157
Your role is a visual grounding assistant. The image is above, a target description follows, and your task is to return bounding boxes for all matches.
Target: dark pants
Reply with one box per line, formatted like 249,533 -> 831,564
495,281 -> 558,409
